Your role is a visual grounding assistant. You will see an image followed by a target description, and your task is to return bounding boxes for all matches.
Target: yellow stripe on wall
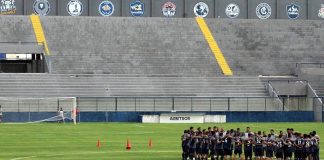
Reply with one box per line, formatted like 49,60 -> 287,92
30,14 -> 50,55
195,17 -> 232,76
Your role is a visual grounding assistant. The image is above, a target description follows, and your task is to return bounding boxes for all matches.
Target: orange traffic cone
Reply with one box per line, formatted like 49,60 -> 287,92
148,138 -> 152,148
126,139 -> 131,150
97,139 -> 101,148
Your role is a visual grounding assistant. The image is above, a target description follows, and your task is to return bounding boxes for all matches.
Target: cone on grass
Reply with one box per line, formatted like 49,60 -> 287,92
97,139 -> 101,148
148,138 -> 152,148
126,139 -> 131,150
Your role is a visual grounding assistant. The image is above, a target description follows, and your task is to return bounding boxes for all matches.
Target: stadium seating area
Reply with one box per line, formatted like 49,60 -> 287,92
0,15 -> 323,121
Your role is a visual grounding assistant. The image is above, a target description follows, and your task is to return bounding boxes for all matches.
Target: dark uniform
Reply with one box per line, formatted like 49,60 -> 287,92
234,137 -> 243,156
254,136 -> 263,157
265,138 -> 274,158
201,135 -> 209,155
215,135 -> 224,159
294,137 -> 304,160
196,134 -> 203,156
223,136 -> 232,156
275,139 -> 284,159
189,133 -> 198,159
303,138 -> 312,159
311,136 -> 320,160
181,131 -> 190,160
210,132 -> 217,160
284,139 -> 294,159
244,138 -> 253,160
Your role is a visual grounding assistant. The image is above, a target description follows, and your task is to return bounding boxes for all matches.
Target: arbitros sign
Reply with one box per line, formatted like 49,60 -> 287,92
169,116 -> 190,120
160,114 -> 204,123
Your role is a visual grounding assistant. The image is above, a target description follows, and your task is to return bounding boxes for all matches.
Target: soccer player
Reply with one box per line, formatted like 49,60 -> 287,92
215,129 -> 225,160
201,130 -> 210,160
0,105 -> 2,123
189,131 -> 198,160
303,134 -> 312,160
223,131 -> 233,160
244,133 -> 253,160
58,107 -> 64,123
262,131 -> 268,160
244,127 -> 254,139
284,139 -> 293,160
254,131 -> 264,160
233,134 -> 243,160
196,130 -> 203,160
210,131 -> 217,160
275,135 -> 284,160
269,129 -> 277,140
311,131 -> 320,160
181,130 -> 190,160
265,134 -> 274,160
294,132 -> 304,160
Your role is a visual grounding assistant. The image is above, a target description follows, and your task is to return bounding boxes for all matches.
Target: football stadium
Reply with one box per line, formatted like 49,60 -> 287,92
0,0 -> 323,159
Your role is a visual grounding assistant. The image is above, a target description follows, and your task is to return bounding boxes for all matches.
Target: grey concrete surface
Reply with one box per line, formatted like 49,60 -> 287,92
0,74 -> 268,97
206,18 -> 324,76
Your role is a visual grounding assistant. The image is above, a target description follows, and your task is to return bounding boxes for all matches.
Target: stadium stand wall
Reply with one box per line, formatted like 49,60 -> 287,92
0,16 -> 323,76
3,111 -> 314,122
0,15 -> 323,122
4,0 -> 324,20
2,111 -> 315,122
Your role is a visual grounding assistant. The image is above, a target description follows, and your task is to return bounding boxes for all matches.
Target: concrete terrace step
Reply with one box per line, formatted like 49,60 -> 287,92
0,74 -> 268,97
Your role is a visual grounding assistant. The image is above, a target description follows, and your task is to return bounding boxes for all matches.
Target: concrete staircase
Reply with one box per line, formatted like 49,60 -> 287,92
40,16 -> 220,76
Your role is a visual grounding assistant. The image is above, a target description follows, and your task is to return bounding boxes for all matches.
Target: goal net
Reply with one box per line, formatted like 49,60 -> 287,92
0,97 -> 77,123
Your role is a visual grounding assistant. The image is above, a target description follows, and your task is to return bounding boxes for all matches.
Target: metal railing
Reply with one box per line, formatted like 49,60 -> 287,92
0,96 -> 320,113
296,62 -> 324,69
76,96 -> 315,112
266,82 -> 284,110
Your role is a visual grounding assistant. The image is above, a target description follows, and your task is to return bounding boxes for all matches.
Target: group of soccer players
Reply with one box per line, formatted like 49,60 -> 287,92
181,126 -> 320,160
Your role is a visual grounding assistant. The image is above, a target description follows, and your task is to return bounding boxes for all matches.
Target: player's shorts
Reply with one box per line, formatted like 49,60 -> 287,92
276,151 -> 284,159
254,147 -> 263,157
294,149 -> 303,158
202,148 -> 209,155
312,148 -> 319,157
234,149 -> 242,155
266,150 -> 273,157
216,149 -> 224,156
189,148 -> 196,155
284,151 -> 292,158
196,148 -> 202,154
244,150 -> 252,158
224,149 -> 232,156
209,148 -> 215,155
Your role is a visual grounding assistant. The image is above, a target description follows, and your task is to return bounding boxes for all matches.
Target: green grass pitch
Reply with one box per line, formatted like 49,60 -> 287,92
0,122 -> 322,160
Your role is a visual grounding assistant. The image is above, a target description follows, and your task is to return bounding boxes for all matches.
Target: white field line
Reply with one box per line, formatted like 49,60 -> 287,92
135,124 -> 145,128
10,156 -> 37,160
10,150 -> 181,159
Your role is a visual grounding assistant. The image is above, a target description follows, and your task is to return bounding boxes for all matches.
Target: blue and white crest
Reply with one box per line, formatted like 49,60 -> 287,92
99,1 -> 114,16
286,3 -> 300,19
33,0 -> 51,16
130,0 -> 144,17
256,3 -> 271,19
194,2 -> 209,17
0,0 -> 16,15
67,0 -> 83,16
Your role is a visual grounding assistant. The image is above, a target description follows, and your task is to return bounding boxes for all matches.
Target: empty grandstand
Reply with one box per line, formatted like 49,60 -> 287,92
0,13 -> 323,122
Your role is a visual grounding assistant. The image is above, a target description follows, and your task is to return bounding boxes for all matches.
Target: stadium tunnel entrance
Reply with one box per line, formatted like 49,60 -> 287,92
0,42 -> 48,73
